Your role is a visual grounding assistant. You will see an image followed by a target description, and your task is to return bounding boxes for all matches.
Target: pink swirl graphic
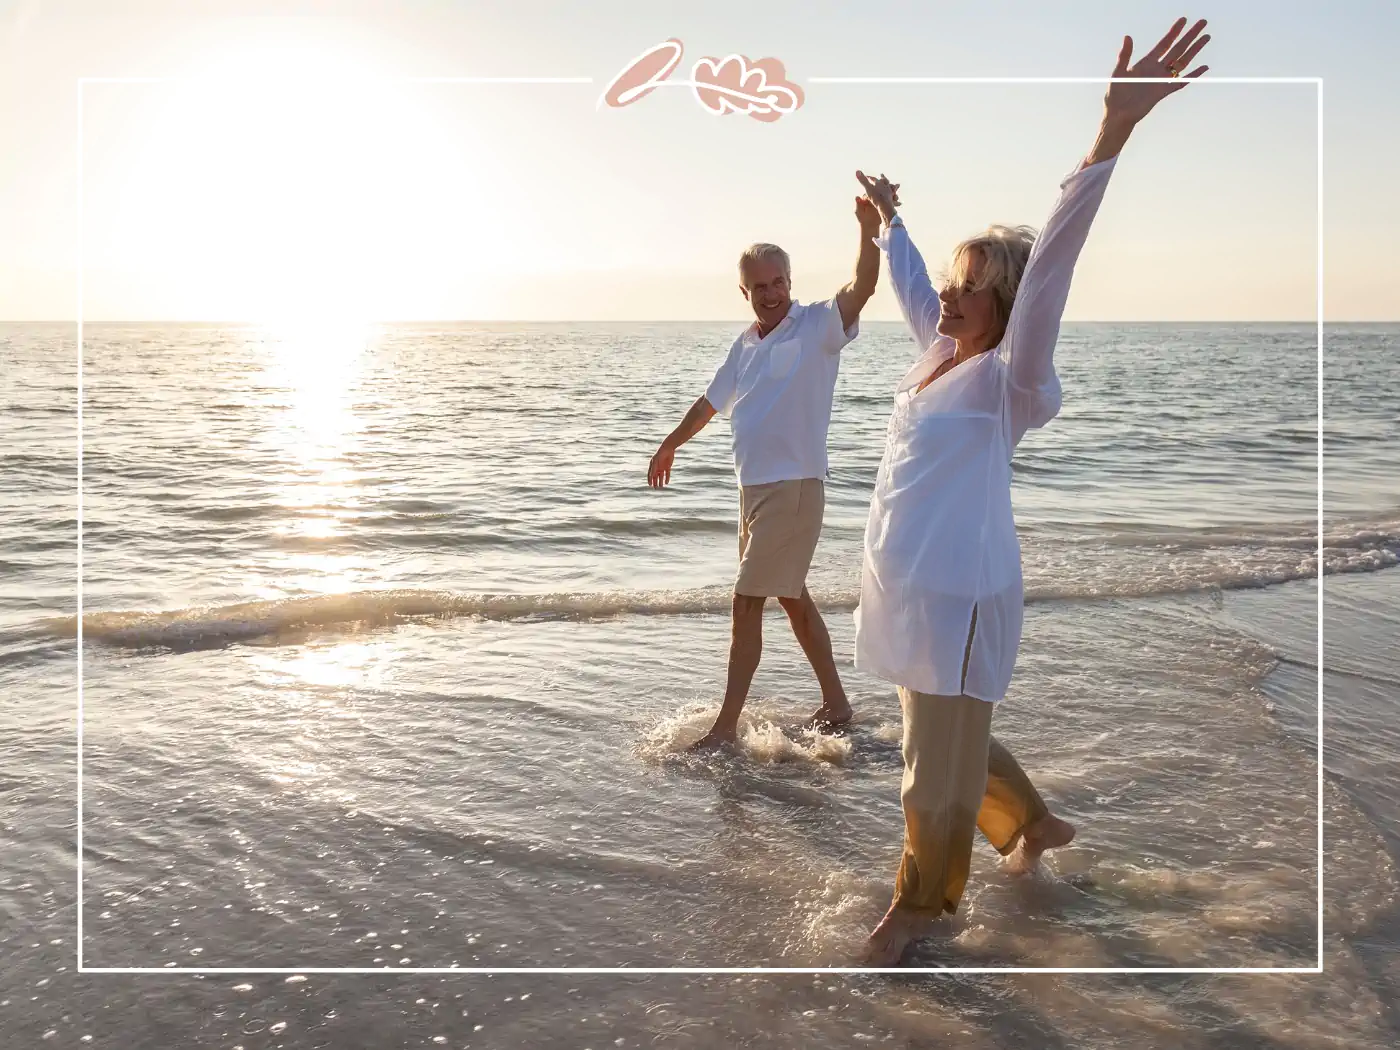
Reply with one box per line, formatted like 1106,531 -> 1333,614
600,40 -> 804,123
601,39 -> 686,108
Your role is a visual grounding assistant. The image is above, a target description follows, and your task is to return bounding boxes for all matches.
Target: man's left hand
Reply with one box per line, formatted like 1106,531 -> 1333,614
856,195 -> 882,236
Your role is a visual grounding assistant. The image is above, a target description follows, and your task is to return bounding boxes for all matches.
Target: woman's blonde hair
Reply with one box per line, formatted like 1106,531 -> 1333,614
943,224 -> 1038,333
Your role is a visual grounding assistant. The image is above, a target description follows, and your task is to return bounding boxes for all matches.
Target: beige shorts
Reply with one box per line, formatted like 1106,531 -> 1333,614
735,478 -> 825,599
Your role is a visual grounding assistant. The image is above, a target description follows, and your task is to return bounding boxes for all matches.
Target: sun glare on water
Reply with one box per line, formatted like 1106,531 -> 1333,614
84,33 -> 513,608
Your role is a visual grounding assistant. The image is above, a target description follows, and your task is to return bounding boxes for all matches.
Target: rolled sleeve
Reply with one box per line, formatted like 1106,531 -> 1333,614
815,296 -> 858,356
704,347 -> 739,417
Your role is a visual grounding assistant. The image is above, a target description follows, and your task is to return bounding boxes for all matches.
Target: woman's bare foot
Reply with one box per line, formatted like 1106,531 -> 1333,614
862,904 -> 937,966
687,727 -> 737,752
1003,814 -> 1076,874
804,699 -> 854,731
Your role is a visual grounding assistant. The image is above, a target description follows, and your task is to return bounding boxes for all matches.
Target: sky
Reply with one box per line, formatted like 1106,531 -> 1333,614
0,0 -> 1396,323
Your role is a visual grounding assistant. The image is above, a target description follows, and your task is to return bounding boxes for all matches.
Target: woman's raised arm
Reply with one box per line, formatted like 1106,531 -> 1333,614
858,171 -> 946,357
1004,17 -> 1211,440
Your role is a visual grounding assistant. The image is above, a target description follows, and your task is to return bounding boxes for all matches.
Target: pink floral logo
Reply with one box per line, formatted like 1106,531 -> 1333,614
601,39 -> 804,123
691,56 -> 803,122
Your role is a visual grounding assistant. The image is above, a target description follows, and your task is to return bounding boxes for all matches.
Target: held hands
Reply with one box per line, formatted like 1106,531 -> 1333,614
855,171 -> 901,225
647,442 -> 675,488
1104,17 -> 1211,127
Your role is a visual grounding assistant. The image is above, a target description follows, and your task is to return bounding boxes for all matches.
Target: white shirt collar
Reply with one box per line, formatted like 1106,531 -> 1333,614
743,299 -> 803,345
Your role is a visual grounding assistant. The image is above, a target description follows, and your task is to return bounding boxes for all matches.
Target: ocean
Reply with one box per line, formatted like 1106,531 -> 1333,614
2,320 -> 1397,1048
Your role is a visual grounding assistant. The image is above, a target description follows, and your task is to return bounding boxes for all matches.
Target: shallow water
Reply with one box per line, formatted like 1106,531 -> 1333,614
2,321 -> 1397,1046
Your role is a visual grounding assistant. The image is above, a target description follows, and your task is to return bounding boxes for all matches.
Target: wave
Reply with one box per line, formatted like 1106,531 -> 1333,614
91,508 -> 739,541
1024,553 -> 1395,602
36,517 -> 1399,651
1032,517 -> 1400,553
45,587 -> 746,650
1271,653 -> 1400,691
43,549 -> 1398,653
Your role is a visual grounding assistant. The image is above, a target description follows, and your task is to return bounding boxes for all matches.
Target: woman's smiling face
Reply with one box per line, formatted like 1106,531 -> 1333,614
935,247 -> 999,345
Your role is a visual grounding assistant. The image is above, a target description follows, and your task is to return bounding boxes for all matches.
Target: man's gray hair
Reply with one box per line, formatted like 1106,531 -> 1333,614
738,242 -> 791,282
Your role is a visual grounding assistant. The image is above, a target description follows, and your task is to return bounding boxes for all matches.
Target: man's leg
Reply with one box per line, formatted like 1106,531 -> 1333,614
689,591 -> 767,750
777,587 -> 853,729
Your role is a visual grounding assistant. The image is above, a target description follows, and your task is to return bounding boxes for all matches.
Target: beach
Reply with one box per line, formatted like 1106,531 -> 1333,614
2,320 -> 1398,1046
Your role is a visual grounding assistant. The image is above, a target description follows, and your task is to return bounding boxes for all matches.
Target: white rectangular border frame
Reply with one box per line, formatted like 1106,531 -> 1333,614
74,72 -> 1325,975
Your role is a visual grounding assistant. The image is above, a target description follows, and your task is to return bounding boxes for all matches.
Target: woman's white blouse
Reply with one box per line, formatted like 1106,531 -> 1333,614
854,156 -> 1117,701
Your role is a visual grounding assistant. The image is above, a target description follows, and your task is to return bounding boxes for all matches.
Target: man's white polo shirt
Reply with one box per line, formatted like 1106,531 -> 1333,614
703,298 -> 859,487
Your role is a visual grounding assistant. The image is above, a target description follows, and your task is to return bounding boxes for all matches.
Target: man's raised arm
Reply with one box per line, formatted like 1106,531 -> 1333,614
834,192 -> 884,332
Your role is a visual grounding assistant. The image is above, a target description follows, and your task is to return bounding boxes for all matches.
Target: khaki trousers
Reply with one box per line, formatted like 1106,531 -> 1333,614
892,687 -> 1050,916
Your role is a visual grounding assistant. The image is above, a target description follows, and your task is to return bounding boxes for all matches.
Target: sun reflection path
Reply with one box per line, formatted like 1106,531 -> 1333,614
253,320 -> 379,597
265,318 -> 370,450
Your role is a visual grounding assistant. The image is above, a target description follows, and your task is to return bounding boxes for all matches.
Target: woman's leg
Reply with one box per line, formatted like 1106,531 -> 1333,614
977,735 -> 1050,852
978,732 -> 1076,871
962,603 -> 1075,869
895,689 -> 993,911
863,688 -> 992,965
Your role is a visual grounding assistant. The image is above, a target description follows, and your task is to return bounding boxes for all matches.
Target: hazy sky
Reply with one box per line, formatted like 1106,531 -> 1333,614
1,0 -> 1395,322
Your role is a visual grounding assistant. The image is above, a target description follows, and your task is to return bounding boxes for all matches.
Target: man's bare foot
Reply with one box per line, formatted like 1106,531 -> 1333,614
687,728 -> 738,753
804,700 -> 854,731
862,904 -> 937,966
1003,814 -> 1076,874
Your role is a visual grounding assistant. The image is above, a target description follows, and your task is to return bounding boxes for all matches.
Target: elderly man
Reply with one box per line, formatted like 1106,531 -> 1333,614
648,191 -> 883,749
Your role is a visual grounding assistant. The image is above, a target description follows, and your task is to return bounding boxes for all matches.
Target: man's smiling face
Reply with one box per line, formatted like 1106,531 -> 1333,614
740,255 -> 792,331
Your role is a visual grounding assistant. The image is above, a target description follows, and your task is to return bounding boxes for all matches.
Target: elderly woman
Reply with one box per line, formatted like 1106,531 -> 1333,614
854,19 -> 1211,965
